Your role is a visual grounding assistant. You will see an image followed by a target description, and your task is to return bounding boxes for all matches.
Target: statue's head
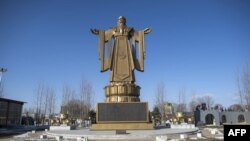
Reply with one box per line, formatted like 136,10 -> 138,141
117,16 -> 126,26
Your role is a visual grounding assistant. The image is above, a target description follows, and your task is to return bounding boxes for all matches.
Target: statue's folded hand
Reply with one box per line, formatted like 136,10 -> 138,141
144,28 -> 152,34
91,29 -> 99,35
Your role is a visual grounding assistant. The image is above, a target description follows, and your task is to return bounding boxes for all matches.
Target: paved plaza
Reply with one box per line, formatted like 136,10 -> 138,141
47,127 -> 198,140
0,127 -> 208,141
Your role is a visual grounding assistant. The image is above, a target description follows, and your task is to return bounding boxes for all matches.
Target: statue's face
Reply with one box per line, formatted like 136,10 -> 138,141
117,19 -> 125,27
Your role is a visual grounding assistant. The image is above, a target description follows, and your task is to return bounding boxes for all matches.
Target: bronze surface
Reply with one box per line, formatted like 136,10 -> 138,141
104,83 -> 140,102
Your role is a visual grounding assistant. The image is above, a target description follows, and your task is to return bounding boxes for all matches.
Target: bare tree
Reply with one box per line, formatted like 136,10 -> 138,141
176,87 -> 187,112
203,95 -> 214,110
62,99 -> 82,119
34,82 -> 45,125
33,82 -> 57,125
189,92 -> 198,112
236,70 -> 244,107
236,62 -> 250,110
43,88 -> 49,121
47,87 -> 56,116
79,78 -> 94,119
23,106 -> 36,116
242,62 -> 250,108
61,83 -> 77,118
189,100 -> 197,112
61,81 -> 94,120
196,96 -> 204,104
189,95 -> 214,111
62,83 -> 75,107
229,104 -> 243,111
155,81 -> 166,120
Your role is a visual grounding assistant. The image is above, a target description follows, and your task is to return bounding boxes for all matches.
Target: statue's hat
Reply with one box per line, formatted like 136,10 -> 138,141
118,16 -> 126,23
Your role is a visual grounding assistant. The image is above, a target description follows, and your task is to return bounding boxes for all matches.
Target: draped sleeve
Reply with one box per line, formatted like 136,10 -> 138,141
98,29 -> 113,72
132,30 -> 145,72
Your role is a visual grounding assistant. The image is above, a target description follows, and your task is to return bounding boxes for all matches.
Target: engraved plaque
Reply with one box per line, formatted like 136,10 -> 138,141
97,102 -> 148,122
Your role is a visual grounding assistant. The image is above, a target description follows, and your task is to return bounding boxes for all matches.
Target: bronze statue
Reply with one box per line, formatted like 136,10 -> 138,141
90,17 -> 153,130
91,16 -> 151,83
91,16 -> 151,102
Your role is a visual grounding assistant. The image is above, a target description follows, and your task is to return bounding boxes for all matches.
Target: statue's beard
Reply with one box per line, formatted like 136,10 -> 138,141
118,22 -> 125,27
119,25 -> 126,29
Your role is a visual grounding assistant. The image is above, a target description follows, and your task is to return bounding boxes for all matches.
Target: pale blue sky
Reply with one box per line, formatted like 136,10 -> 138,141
1,0 -> 249,112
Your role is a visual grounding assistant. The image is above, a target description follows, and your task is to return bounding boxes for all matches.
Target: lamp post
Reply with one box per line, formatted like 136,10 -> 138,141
0,67 -> 7,82
0,68 -> 7,97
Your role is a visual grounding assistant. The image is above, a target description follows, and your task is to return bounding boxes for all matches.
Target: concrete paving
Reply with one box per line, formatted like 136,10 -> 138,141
46,127 -> 199,140
1,127 -> 203,141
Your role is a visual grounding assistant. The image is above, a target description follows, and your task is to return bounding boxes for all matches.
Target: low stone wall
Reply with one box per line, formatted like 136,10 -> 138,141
220,111 -> 250,124
196,110 -> 250,125
170,123 -> 195,129
49,125 -> 76,131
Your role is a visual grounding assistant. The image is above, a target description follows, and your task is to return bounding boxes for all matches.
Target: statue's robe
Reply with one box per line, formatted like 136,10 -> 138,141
97,26 -> 145,83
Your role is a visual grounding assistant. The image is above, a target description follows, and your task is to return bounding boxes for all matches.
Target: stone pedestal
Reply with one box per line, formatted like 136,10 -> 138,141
92,83 -> 153,130
91,123 -> 153,130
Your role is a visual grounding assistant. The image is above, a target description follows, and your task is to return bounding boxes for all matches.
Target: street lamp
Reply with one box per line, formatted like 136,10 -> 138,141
0,67 -> 7,97
0,67 -> 7,85
0,68 -> 7,72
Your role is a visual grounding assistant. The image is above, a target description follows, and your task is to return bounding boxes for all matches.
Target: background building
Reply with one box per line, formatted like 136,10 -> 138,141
0,98 -> 25,127
194,109 -> 250,126
164,102 -> 174,115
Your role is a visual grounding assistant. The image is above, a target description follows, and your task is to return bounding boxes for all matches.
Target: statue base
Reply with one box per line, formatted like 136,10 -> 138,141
91,102 -> 152,130
104,83 -> 140,102
91,123 -> 153,130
